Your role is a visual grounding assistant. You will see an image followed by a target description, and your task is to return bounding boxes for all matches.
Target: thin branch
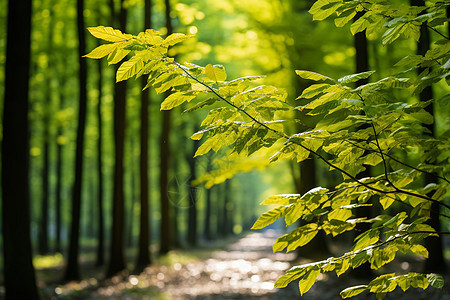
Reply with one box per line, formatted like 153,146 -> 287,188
371,123 -> 395,189
169,59 -> 450,211
427,25 -> 449,40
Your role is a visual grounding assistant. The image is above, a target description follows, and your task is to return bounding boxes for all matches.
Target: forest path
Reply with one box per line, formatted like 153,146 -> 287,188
159,229 -> 299,299
42,230 -> 449,299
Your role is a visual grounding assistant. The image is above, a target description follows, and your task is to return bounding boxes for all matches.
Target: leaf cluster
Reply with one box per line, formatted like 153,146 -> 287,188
84,0 -> 449,297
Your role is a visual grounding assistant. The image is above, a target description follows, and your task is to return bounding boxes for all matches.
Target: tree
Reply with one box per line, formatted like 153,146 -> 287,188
64,0 -> 88,281
95,39 -> 105,266
107,0 -> 128,276
410,0 -> 447,274
55,53 -> 68,254
135,0 -> 153,272
85,0 -> 449,297
38,4 -> 56,256
187,130 -> 200,246
159,0 -> 174,255
2,0 -> 40,298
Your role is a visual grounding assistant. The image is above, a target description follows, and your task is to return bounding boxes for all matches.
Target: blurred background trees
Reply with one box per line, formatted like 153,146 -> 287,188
0,0 -> 448,297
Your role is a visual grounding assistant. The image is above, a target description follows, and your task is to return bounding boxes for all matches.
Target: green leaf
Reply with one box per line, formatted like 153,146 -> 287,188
335,258 -> 350,276
160,92 -> 196,110
299,268 -> 321,295
322,219 -> 355,236
427,273 -> 444,289
184,98 -> 217,113
163,33 -> 191,46
274,271 -> 304,288
261,194 -> 300,205
87,26 -> 130,42
340,285 -> 368,298
328,208 -> 352,221
108,48 -> 131,64
116,54 -> 145,82
84,43 -> 120,59
410,244 -> 428,258
335,9 -> 357,27
350,16 -> 370,35
273,223 -> 319,252
353,229 -> 379,251
295,70 -> 333,82
338,71 -> 376,84
380,196 -> 395,210
368,273 -> 396,293
205,64 -> 227,82
309,0 -> 342,21
251,206 -> 287,230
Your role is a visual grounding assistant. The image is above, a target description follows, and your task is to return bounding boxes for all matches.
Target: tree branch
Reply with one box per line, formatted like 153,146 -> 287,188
170,59 -> 450,211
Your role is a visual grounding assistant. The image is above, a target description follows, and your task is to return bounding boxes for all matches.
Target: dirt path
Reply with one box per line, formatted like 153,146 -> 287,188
161,230 -> 299,299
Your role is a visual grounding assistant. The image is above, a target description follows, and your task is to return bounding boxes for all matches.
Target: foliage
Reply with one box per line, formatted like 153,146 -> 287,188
85,0 -> 449,298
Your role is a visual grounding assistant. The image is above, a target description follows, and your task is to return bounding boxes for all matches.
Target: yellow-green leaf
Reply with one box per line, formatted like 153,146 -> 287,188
295,70 -> 332,82
84,43 -> 119,59
299,268 -> 321,295
328,208 -> 352,221
108,48 -> 131,64
261,194 -> 300,205
163,33 -> 191,46
160,92 -> 196,110
274,271 -> 304,288
340,285 -> 368,298
410,244 -> 428,258
87,26 -> 129,42
116,55 -> 145,82
380,196 -> 395,210
205,64 -> 227,82
251,206 -> 287,230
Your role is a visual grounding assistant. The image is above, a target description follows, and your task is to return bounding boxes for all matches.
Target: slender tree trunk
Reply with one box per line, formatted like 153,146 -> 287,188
136,0 -> 152,271
410,0 -> 447,273
223,180 -> 234,236
2,0 -> 40,298
107,0 -> 128,276
96,51 -> 105,266
39,105 -> 50,254
38,6 -> 55,255
64,0 -> 88,281
159,0 -> 174,254
204,158 -> 213,240
350,11 -> 374,279
187,136 -> 200,246
55,69 -> 67,254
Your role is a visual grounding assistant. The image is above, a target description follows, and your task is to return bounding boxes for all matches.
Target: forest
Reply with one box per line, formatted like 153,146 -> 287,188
1,0 -> 450,299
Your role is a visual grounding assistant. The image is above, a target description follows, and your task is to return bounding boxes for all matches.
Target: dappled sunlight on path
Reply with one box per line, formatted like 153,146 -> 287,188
40,230 -> 450,299
165,230 -> 297,299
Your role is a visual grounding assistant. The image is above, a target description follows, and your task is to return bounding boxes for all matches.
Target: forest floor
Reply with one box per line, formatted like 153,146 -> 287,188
2,230 -> 450,299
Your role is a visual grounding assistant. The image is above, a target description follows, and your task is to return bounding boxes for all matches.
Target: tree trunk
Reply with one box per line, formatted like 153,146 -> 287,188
410,0 -> 447,273
107,0 -> 128,276
39,103 -> 50,254
64,0 -> 88,281
135,0 -> 152,272
96,52 -> 105,266
223,180 -> 234,236
38,6 -> 55,255
350,11 -> 373,279
159,0 -> 174,255
187,136 -> 200,246
2,0 -> 40,298
204,158 -> 213,240
55,65 -> 67,254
